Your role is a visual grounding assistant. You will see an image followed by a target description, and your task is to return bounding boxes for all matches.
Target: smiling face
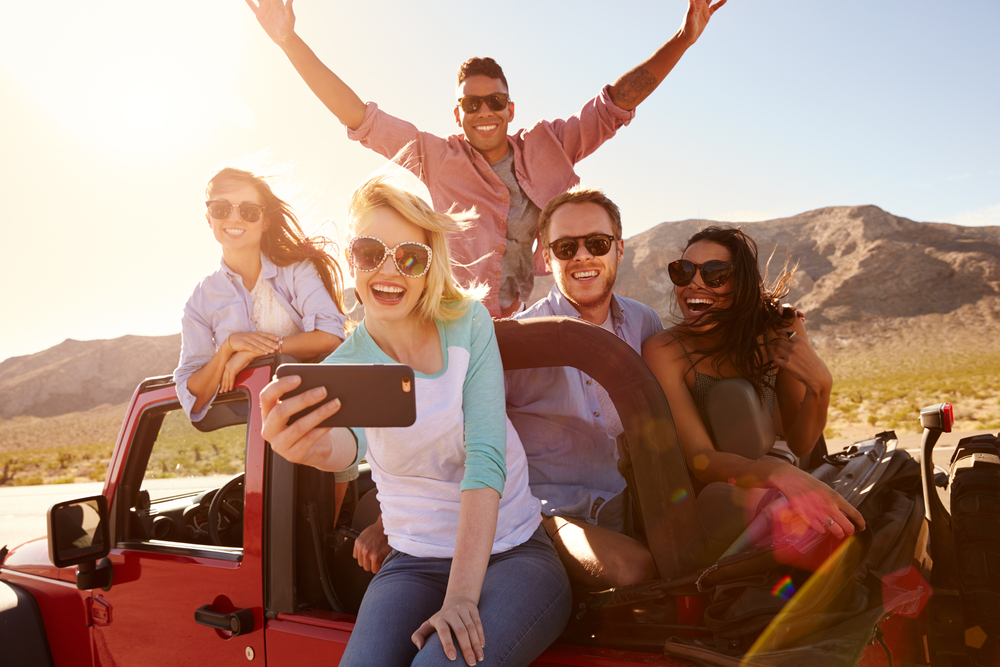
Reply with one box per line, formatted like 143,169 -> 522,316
205,182 -> 265,253
453,74 -> 513,163
676,240 -> 735,322
543,201 -> 623,322
351,205 -> 429,325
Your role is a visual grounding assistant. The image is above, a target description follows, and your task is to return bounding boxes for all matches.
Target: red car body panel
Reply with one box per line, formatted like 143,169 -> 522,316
2,568 -> 92,666
0,352 -> 939,666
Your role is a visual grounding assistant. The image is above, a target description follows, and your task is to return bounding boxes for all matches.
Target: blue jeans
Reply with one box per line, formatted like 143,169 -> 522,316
339,526 -> 571,667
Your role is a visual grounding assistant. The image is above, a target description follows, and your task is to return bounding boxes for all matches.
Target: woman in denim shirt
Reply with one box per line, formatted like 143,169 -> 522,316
173,167 -> 348,422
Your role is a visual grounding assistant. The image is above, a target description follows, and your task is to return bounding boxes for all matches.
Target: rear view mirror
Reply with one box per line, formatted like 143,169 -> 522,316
47,495 -> 110,568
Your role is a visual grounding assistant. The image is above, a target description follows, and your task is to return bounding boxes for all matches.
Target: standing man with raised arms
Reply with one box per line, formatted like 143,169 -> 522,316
246,0 -> 727,317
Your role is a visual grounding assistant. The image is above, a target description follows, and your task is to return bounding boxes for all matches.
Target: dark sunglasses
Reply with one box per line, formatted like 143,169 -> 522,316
547,234 -> 617,261
205,200 -> 265,223
348,236 -> 433,278
457,93 -> 511,114
667,259 -> 734,288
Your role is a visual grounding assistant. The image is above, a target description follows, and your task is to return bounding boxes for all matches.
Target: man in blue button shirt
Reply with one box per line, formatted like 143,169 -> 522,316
505,189 -> 664,588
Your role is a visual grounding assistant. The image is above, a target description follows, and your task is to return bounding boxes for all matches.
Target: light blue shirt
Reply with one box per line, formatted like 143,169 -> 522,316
505,285 -> 663,527
173,254 -> 347,422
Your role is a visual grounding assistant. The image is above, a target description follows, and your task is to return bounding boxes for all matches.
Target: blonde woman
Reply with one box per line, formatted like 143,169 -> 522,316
259,177 -> 570,667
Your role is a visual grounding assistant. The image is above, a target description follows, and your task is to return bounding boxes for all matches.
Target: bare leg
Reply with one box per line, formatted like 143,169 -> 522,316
542,516 -> 657,588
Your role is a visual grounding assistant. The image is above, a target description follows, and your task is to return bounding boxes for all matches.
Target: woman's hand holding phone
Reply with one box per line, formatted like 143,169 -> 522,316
260,374 -> 356,472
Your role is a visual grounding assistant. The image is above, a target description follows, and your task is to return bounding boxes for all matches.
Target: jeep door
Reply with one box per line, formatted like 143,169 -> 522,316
90,367 -> 270,665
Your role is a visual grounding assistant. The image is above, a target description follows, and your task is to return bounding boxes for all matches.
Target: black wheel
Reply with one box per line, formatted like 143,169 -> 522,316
949,434 -> 1000,667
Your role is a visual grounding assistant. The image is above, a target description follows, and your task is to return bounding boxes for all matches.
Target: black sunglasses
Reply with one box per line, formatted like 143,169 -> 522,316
205,200 -> 265,223
348,236 -> 433,278
547,234 -> 617,261
457,93 -> 511,114
667,259 -> 734,288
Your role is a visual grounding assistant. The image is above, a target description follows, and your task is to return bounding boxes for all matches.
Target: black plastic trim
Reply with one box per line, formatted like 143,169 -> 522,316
0,581 -> 55,667
117,540 -> 243,562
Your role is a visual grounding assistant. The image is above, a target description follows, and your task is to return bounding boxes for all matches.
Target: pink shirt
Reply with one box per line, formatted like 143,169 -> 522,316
346,85 -> 635,317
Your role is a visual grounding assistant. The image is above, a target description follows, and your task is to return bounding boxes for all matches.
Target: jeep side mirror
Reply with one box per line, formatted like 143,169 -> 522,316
920,403 -> 954,433
47,495 -> 113,590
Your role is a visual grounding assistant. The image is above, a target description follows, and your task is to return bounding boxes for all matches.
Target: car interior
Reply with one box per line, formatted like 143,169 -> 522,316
271,317 -> 721,653
118,390 -> 250,557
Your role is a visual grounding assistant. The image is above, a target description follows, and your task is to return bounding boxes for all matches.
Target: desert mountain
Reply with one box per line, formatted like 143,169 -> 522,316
0,335 -> 181,419
0,289 -> 364,420
4,207 -> 1000,420
614,204 -> 1000,327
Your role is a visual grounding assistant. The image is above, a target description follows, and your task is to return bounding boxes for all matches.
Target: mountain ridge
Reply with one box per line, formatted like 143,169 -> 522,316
4,205 -> 999,420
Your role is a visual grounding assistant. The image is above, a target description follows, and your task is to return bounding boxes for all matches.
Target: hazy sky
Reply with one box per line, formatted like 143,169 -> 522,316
1,0 -> 998,362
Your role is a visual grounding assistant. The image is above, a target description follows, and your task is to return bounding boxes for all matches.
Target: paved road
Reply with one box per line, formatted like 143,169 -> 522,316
1,476 -> 234,552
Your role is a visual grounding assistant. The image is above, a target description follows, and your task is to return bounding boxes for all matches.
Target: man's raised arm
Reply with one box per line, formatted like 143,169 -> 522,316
608,0 -> 727,111
246,0 -> 367,130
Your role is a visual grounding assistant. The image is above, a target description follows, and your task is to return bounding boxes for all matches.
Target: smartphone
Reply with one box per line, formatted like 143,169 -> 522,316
275,363 -> 416,428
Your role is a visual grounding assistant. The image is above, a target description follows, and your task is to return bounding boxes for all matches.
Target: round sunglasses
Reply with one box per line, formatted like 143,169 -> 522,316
456,93 -> 511,114
547,234 -> 618,261
348,236 -> 433,278
667,259 -> 734,288
205,200 -> 265,223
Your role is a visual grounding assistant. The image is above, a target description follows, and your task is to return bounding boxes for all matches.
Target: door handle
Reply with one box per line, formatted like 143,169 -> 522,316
194,605 -> 255,636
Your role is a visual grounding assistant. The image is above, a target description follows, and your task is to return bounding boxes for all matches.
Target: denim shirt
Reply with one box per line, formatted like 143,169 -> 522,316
505,285 -> 664,526
173,254 -> 347,422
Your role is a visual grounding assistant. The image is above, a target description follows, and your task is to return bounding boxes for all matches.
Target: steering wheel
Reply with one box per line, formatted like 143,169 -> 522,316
208,472 -> 245,547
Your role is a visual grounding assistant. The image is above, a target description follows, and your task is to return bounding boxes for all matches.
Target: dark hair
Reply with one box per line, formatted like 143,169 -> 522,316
537,188 -> 623,246
457,57 -> 508,91
674,226 -> 795,400
206,167 -> 347,316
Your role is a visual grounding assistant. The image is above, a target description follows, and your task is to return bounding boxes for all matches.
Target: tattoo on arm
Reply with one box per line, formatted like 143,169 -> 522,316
612,67 -> 659,108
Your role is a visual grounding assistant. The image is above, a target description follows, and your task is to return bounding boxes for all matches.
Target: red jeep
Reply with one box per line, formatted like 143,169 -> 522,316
2,318 -> 997,666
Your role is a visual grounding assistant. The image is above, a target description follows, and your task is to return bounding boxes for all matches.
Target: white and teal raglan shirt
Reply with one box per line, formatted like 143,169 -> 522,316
325,301 -> 540,558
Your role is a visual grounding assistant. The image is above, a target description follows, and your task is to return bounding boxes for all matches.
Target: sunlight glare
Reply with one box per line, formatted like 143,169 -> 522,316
224,97 -> 257,130
123,85 -> 170,131
0,1 -> 246,160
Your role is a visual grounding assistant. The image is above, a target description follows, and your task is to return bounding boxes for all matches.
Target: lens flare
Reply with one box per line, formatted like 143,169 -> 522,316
670,489 -> 688,504
771,575 -> 796,601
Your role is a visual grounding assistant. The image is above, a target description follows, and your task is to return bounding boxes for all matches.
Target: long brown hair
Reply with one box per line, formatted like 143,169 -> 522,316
673,226 -> 795,399
206,167 -> 347,316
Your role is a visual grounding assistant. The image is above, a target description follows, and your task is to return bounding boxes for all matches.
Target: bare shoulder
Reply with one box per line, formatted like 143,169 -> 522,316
641,328 -> 688,369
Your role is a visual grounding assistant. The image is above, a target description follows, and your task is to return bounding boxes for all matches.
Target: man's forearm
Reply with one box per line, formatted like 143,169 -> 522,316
277,32 -> 367,130
609,0 -> 724,110
609,30 -> 694,111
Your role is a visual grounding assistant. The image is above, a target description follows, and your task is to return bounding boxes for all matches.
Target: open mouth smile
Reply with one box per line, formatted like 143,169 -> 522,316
223,228 -> 246,238
571,269 -> 600,281
371,283 -> 405,303
686,297 -> 714,314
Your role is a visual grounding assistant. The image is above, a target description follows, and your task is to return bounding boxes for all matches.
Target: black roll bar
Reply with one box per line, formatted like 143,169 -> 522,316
495,317 -> 707,578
